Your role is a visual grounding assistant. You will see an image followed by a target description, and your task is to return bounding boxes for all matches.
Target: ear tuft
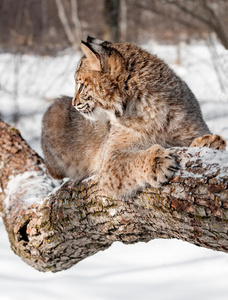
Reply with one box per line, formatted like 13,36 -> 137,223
87,36 -> 111,47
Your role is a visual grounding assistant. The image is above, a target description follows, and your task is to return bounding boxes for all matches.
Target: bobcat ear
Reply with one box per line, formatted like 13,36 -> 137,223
80,41 -> 102,71
81,40 -> 108,73
86,42 -> 108,71
81,39 -> 124,76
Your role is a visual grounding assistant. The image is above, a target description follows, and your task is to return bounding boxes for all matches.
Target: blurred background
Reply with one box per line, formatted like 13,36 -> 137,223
0,0 -> 228,152
0,0 -> 228,153
0,1 -> 228,300
0,0 -> 228,53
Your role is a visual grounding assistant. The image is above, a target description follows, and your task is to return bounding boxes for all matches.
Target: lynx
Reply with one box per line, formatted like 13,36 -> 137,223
41,37 -> 226,197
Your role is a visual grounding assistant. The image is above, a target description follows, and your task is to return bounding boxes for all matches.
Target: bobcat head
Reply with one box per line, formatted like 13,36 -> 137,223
72,37 -> 126,122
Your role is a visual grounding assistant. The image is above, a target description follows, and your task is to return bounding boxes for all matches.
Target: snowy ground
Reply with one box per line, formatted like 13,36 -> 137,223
0,41 -> 228,300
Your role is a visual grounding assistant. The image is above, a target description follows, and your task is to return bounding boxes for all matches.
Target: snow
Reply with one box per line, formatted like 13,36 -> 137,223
0,41 -> 228,300
200,148 -> 228,179
4,171 -> 60,211
0,227 -> 228,300
177,147 -> 228,179
82,175 -> 97,183
108,208 -> 117,216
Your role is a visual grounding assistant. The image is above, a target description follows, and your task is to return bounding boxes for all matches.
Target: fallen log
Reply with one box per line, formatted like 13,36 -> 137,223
0,120 -> 228,272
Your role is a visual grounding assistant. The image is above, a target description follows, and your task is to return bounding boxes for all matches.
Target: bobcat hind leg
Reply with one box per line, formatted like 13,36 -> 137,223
190,134 -> 226,150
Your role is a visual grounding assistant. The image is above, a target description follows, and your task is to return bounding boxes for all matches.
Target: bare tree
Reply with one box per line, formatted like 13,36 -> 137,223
55,0 -> 81,50
104,0 -> 120,42
71,0 -> 81,44
119,0 -> 127,41
1,0 -> 227,53
207,34 -> 228,93
1,120 -> 228,272
132,0 -> 228,48
12,54 -> 21,125
168,0 -> 228,49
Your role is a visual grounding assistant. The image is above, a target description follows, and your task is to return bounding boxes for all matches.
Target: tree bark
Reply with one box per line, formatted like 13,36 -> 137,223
0,120 -> 228,273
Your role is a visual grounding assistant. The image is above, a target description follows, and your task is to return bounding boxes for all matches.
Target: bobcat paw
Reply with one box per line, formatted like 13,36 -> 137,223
145,145 -> 179,188
190,134 -> 226,150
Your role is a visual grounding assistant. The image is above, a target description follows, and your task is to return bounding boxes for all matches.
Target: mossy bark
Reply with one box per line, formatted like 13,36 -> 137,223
0,120 -> 228,272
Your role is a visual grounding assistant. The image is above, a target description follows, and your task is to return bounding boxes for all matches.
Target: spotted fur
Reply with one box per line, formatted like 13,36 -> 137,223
42,37 -> 226,197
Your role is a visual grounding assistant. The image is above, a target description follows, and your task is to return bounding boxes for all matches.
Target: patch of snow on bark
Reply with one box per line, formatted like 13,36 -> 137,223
82,175 -> 97,183
178,147 -> 228,179
4,171 -> 60,211
200,148 -> 228,179
109,208 -> 117,216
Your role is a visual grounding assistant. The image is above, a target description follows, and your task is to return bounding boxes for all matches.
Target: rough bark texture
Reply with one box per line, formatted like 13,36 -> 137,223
0,120 -> 228,273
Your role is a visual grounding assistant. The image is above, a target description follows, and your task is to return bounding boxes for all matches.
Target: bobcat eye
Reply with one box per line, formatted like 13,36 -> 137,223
78,83 -> 84,93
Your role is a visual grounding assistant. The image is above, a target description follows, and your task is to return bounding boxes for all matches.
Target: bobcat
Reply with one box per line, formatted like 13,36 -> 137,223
41,37 -> 226,197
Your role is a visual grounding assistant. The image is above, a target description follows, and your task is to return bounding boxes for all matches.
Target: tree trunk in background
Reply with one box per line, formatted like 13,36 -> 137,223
55,0 -> 81,50
12,54 -> 21,125
207,34 -> 227,93
119,0 -> 127,41
0,120 -> 228,273
71,0 -> 81,47
104,0 -> 120,42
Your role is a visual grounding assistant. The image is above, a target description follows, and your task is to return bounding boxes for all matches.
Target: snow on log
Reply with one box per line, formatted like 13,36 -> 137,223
0,120 -> 228,272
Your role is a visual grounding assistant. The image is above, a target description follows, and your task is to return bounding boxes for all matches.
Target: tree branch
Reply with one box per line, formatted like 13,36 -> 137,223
135,0 -> 228,49
55,0 -> 79,50
0,120 -> 228,273
168,0 -> 228,49
71,0 -> 81,46
133,2 -> 198,31
166,0 -> 213,28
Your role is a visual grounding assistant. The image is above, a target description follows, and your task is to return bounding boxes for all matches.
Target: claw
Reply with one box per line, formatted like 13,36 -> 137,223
168,166 -> 179,172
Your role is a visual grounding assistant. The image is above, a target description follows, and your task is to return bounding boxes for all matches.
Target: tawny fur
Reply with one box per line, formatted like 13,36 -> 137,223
42,37 -> 226,197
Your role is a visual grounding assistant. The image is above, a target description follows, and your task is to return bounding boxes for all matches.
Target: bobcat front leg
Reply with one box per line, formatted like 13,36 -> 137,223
99,144 -> 178,197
